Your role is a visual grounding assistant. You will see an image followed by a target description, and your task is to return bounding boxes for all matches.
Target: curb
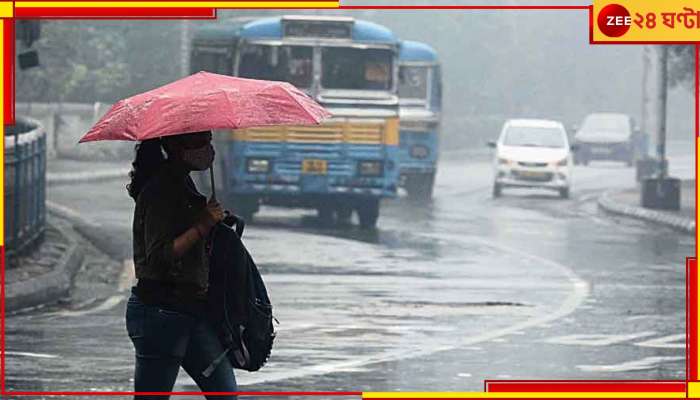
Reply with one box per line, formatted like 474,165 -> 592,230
598,190 -> 695,234
47,169 -> 129,185
5,216 -> 85,312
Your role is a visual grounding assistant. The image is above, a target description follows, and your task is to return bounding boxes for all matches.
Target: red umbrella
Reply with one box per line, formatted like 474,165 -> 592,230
79,71 -> 330,199
78,71 -> 331,143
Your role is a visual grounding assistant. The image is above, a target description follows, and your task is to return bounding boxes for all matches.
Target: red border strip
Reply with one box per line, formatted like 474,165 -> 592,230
3,19 -> 13,126
339,5 -> 589,9
484,381 -> 687,393
7,391 -> 362,396
15,7 -> 217,18
690,258 -> 698,381
1,246 -> 5,395
695,44 -> 700,138
368,398 -> 683,400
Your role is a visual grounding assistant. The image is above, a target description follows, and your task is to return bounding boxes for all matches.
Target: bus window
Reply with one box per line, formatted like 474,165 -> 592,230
238,45 -> 313,88
191,49 -> 232,75
321,48 -> 393,91
430,65 -> 442,109
398,66 -> 428,100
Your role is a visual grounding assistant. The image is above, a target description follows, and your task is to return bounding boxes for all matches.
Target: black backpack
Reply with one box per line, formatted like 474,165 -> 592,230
203,215 -> 276,376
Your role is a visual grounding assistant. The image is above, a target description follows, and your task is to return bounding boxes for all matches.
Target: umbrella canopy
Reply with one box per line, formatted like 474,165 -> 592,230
79,71 -> 331,143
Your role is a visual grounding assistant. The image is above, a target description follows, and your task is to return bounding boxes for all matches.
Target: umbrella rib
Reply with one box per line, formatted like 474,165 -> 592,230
266,83 -> 324,125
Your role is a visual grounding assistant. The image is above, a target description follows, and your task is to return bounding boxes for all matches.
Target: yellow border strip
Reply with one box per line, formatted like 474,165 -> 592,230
15,1 -> 338,8
689,382 -> 700,398
0,2 -> 12,17
363,392 -> 687,399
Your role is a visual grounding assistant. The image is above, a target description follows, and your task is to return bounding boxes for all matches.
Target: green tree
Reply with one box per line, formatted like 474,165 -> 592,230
668,45 -> 694,88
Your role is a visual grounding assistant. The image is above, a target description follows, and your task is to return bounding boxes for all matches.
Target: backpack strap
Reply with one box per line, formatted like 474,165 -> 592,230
202,347 -> 231,378
221,212 -> 245,237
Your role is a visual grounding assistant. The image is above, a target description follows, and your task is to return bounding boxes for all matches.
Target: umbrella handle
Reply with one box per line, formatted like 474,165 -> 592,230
209,165 -> 217,202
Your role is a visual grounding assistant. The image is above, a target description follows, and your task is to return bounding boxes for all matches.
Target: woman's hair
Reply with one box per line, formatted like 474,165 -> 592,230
126,138 -> 166,200
126,131 -> 213,200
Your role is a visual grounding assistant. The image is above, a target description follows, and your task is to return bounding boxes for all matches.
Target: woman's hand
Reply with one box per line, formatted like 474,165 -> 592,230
172,198 -> 223,258
195,197 -> 225,236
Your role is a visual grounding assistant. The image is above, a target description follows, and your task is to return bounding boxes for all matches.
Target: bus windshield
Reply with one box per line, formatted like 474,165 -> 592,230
238,44 -> 313,88
322,47 -> 393,91
399,66 -> 428,100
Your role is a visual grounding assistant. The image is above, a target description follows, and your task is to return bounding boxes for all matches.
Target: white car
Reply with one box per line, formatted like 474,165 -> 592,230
488,119 -> 573,199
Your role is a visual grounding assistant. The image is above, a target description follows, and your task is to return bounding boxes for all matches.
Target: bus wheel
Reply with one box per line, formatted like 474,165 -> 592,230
356,199 -> 380,229
234,196 -> 258,222
317,205 -> 335,226
335,204 -> 353,226
405,173 -> 435,201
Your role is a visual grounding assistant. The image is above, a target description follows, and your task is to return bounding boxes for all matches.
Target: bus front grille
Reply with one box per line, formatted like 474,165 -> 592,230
234,123 -> 384,145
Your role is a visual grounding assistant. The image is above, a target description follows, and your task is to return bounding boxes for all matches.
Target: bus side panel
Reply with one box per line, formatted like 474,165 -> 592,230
399,129 -> 439,176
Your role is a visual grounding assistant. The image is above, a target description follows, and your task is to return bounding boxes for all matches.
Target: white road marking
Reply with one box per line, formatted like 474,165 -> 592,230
545,331 -> 657,346
6,351 -> 58,359
577,356 -> 685,372
41,259 -> 134,319
635,334 -> 686,349
177,234 -> 590,388
48,295 -> 125,318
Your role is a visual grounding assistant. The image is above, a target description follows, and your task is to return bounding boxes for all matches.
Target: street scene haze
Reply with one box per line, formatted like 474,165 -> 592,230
4,3 -> 695,398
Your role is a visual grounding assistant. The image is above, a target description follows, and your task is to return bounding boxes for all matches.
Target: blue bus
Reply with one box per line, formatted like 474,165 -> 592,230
190,16 -> 401,228
397,40 -> 442,199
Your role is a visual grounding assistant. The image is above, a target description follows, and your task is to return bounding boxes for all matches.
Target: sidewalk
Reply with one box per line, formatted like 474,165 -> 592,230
7,157 -> 129,311
598,179 -> 695,234
47,158 -> 130,185
5,215 -> 85,312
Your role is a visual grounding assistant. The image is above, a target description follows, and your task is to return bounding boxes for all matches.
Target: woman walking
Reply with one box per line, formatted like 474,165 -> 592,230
124,131 -> 237,399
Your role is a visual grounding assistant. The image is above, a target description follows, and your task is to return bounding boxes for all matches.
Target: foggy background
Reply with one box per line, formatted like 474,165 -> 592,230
15,8 -> 695,155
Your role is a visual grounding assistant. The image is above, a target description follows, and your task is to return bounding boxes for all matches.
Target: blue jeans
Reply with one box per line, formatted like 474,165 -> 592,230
125,292 -> 237,399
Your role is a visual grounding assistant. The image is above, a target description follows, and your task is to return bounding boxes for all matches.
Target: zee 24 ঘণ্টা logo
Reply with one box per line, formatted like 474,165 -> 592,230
597,3 -> 633,37
595,1 -> 700,41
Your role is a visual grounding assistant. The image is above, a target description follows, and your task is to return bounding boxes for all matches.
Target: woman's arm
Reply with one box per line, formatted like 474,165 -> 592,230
171,197 -> 225,258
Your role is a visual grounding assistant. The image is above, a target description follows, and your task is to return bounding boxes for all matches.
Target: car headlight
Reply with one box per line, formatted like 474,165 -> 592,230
247,158 -> 270,173
553,158 -> 568,167
498,157 -> 512,166
358,160 -> 383,177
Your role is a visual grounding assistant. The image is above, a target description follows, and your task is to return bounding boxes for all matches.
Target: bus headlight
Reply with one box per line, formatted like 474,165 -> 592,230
358,160 -> 383,177
247,158 -> 270,173
410,145 -> 430,159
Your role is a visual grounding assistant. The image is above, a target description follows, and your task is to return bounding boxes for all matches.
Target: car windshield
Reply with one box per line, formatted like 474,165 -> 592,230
322,47 -> 393,90
398,66 -> 428,99
502,126 -> 566,148
580,115 -> 630,133
238,44 -> 313,88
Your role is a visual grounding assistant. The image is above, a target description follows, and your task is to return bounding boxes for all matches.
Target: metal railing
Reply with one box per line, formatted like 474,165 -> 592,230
5,116 -> 46,256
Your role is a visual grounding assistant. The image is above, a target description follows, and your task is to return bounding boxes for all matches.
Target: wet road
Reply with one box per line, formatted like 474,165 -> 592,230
5,141 -> 693,398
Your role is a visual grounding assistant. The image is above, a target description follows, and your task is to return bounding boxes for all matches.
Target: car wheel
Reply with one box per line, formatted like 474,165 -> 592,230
559,187 -> 570,199
492,183 -> 502,198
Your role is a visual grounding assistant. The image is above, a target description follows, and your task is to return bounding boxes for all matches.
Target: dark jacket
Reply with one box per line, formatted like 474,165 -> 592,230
131,161 -> 209,312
